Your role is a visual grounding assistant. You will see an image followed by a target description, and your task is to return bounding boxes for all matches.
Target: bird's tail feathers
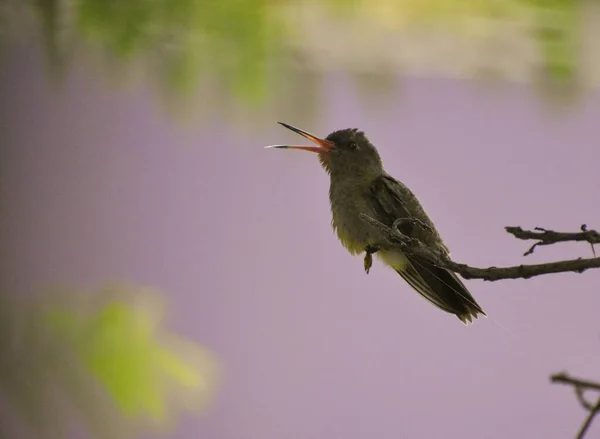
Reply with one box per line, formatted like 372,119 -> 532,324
396,257 -> 486,325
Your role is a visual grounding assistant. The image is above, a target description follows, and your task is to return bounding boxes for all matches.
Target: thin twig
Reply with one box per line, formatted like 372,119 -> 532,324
550,373 -> 600,439
575,387 -> 596,411
505,225 -> 599,256
576,398 -> 600,439
551,373 -> 600,392
359,214 -> 600,282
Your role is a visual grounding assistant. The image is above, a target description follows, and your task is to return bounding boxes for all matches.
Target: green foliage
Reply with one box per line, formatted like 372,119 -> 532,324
0,285 -> 218,439
73,0 -> 280,102
4,0 -> 588,105
532,0 -> 580,82
45,299 -> 206,420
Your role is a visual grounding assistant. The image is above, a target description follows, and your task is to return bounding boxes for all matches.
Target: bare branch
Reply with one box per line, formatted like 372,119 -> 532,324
550,372 -> 600,439
577,399 -> 600,439
551,373 -> 600,392
576,387 -> 597,411
359,214 -> 600,282
505,225 -> 599,256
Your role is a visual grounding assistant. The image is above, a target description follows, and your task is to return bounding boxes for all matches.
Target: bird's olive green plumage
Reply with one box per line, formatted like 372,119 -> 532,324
267,122 -> 486,324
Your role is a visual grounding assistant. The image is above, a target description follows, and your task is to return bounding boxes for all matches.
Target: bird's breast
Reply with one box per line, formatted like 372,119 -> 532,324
329,183 -> 377,256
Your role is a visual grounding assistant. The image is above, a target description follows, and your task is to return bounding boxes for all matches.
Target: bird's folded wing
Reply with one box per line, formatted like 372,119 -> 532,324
368,175 -> 413,226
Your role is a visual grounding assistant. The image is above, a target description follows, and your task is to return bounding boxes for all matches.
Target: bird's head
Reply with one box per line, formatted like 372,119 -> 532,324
266,122 -> 384,179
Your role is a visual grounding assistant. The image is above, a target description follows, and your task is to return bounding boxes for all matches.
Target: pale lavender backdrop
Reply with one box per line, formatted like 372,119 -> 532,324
2,45 -> 600,439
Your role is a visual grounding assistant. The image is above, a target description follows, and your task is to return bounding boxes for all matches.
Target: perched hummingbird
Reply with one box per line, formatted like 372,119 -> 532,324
266,122 -> 486,324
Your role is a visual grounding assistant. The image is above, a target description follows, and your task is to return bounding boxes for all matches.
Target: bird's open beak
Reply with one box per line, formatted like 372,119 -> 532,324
265,122 -> 336,154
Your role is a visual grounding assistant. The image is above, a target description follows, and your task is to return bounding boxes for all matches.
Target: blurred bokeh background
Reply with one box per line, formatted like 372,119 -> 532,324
1,0 -> 599,438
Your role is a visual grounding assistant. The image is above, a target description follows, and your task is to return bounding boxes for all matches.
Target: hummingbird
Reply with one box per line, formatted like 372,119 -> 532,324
266,122 -> 486,324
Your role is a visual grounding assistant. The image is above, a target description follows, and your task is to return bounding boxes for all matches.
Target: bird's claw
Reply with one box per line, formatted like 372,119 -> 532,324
364,253 -> 373,274
363,245 -> 379,274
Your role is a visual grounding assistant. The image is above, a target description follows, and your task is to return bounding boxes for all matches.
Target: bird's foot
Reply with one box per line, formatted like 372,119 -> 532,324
364,253 -> 373,274
364,245 -> 379,274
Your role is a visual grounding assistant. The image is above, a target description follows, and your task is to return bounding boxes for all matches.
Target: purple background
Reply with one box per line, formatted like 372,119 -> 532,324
2,46 -> 600,439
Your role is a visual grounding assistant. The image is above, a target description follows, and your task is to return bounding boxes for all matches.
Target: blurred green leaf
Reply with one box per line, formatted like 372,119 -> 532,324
1,0 -> 589,105
533,0 -> 580,83
2,284 -> 219,439
69,0 -> 281,102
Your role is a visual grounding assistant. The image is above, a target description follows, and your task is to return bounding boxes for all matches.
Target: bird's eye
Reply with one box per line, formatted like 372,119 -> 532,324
349,142 -> 358,150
